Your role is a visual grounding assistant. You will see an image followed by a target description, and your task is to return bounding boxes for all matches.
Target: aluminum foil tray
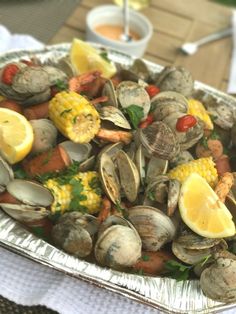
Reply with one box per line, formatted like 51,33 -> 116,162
0,43 -> 235,314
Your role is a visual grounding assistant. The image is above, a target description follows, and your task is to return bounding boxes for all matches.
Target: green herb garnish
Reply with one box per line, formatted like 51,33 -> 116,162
165,255 -> 212,281
147,190 -> 155,201
55,79 -> 68,91
99,51 -> 111,63
60,108 -> 72,116
13,168 -> 29,179
123,105 -> 144,129
114,201 -> 128,218
41,148 -> 53,166
68,178 -> 87,212
89,176 -> 102,195
165,260 -> 192,281
142,255 -> 150,261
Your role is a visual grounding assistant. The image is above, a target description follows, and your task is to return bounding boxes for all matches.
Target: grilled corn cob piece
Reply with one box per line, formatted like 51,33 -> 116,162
44,171 -> 102,214
168,157 -> 218,187
49,91 -> 100,143
188,98 -> 213,130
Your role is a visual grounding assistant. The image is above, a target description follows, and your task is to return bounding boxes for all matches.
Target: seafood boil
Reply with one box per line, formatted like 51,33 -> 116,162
0,39 -> 236,304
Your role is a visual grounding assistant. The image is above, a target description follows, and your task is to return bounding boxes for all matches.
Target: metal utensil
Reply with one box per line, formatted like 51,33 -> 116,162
180,27 -> 232,55
120,0 -> 132,42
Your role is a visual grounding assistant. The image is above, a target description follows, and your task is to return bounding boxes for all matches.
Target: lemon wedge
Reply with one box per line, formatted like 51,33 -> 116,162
69,38 -> 116,79
179,173 -> 235,238
0,108 -> 34,164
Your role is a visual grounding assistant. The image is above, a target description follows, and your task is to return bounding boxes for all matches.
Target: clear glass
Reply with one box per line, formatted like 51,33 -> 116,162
113,0 -> 150,10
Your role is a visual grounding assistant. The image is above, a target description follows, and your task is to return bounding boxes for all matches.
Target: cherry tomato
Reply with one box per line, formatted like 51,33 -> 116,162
176,114 -> 197,132
145,85 -> 160,98
1,64 -> 20,85
139,114 -> 154,128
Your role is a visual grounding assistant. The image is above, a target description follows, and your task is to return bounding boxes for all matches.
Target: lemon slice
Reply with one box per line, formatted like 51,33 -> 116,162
179,173 -> 235,238
0,108 -> 34,164
70,38 -> 116,79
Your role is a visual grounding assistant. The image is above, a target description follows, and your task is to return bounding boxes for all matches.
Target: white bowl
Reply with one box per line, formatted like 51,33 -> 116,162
86,5 -> 153,57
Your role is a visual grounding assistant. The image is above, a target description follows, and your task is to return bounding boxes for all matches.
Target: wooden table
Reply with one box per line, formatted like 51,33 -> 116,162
49,0 -> 233,93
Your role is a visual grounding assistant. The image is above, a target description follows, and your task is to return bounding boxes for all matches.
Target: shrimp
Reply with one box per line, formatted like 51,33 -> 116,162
97,196 -> 112,223
214,172 -> 234,203
96,128 -> 133,144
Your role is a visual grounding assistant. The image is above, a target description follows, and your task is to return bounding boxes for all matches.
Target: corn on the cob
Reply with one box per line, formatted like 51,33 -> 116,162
49,91 -> 100,143
188,98 -> 213,130
44,171 -> 102,214
168,157 -> 218,187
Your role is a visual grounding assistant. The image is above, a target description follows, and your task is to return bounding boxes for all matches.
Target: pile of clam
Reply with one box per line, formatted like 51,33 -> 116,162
0,53 -> 236,304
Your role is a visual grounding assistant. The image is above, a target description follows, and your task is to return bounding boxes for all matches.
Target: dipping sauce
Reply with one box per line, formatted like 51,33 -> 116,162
94,24 -> 140,41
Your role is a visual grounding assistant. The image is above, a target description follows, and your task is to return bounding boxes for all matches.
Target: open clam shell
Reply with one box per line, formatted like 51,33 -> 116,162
129,59 -> 150,82
0,203 -> 49,223
135,145 -> 146,185
146,156 -> 168,184
139,121 -> 180,160
116,150 -> 140,202
95,220 -> 142,269
59,141 -> 92,163
116,81 -> 150,119
98,106 -> 131,129
172,230 -> 228,265
0,156 -> 14,187
99,153 -> 120,204
52,212 -> 99,258
102,79 -> 118,107
128,205 -> 177,251
6,179 -> 53,207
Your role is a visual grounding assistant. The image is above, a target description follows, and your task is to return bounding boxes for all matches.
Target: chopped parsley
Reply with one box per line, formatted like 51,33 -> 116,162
89,176 -> 102,195
165,255 -> 212,281
60,108 -> 72,116
68,178 -> 88,213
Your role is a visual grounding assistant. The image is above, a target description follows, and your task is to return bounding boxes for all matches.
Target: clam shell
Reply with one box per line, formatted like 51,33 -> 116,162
6,179 -> 54,207
12,67 -> 50,94
59,141 -> 92,163
139,121 -> 180,160
102,80 -> 118,107
128,205 -> 177,251
155,66 -> 194,97
99,153 -> 120,204
116,81 -> 150,119
79,155 -> 96,172
146,156 -> 168,184
116,150 -> 140,202
0,203 -> 49,223
30,119 -> 58,155
0,156 -> 14,186
129,59 -> 150,82
200,253 -> 236,302
95,224 -> 142,269
52,212 -> 98,258
98,106 -> 131,129
135,145 -> 146,185
152,91 -> 188,121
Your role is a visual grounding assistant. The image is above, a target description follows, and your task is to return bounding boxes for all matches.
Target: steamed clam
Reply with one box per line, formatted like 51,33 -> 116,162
95,215 -> 142,269
200,251 -> 236,302
128,205 -> 178,251
52,212 -> 99,258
